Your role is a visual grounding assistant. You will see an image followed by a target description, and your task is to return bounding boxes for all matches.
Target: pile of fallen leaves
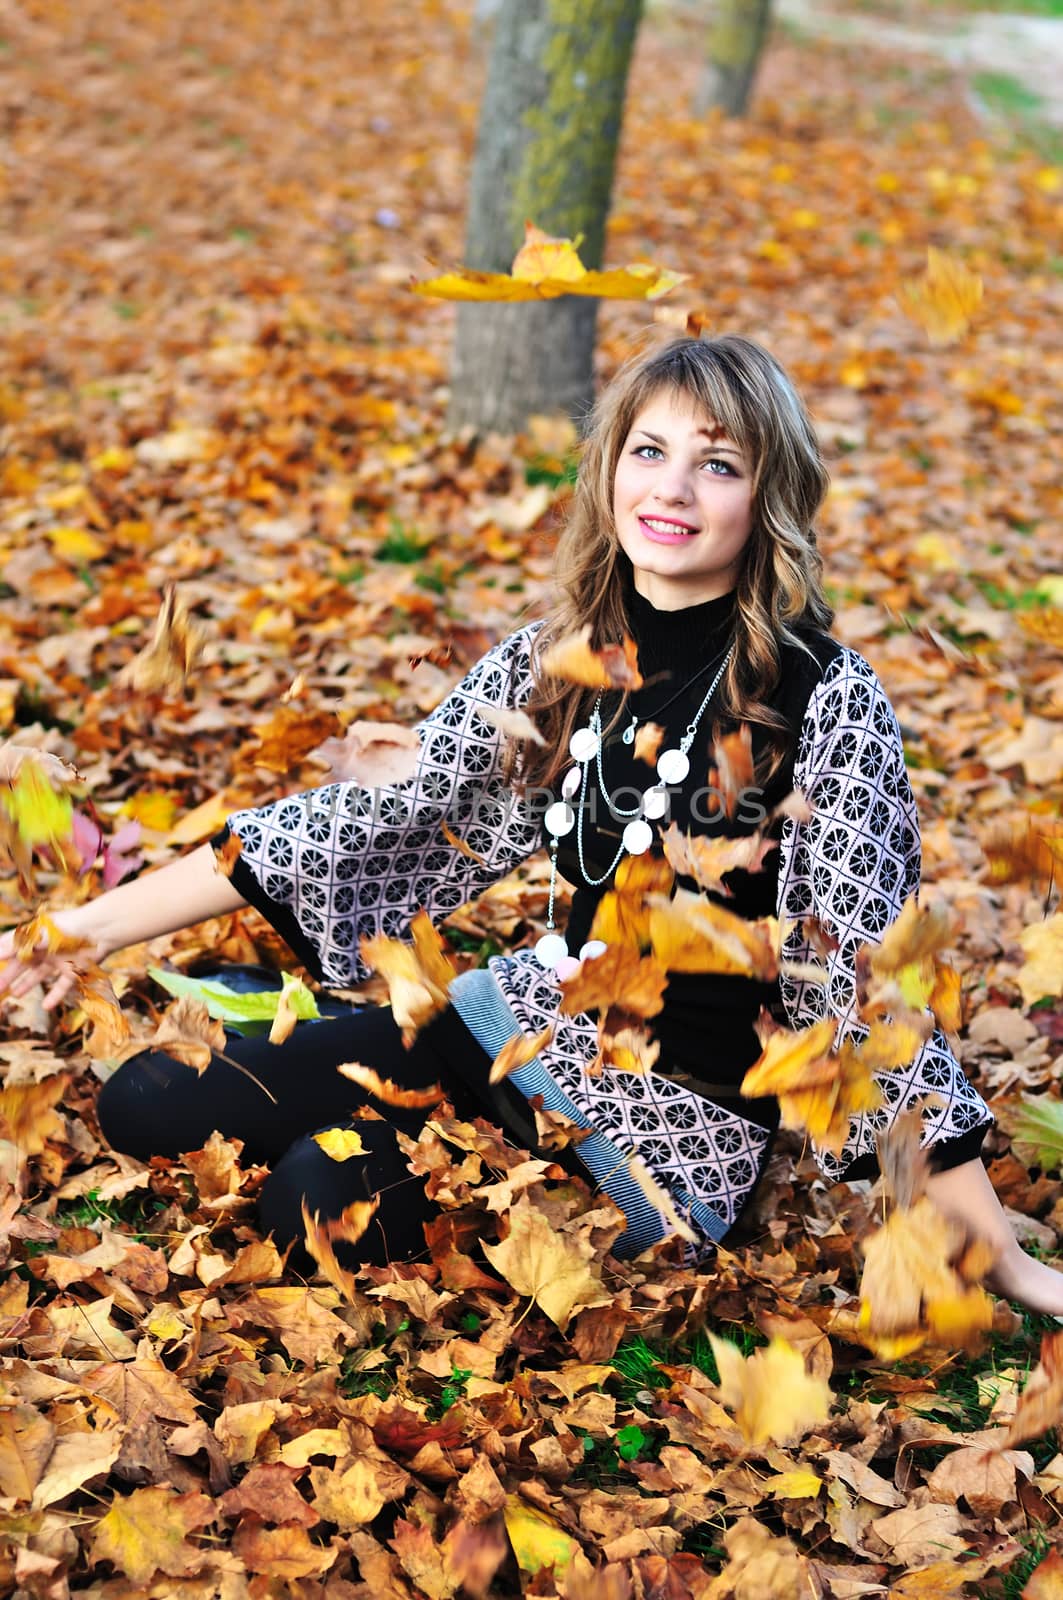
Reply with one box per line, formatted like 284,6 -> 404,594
1,0 -> 1062,1593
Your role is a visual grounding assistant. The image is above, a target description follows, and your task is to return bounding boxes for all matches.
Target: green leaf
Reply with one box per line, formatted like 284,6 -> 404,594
1009,1096 -> 1063,1172
615,1423 -> 648,1461
148,967 -> 320,1026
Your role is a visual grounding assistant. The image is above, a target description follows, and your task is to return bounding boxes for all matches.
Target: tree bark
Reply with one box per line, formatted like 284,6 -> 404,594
696,0 -> 773,117
449,0 -> 643,435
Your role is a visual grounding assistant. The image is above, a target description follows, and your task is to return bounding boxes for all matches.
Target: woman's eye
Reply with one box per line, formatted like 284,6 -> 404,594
633,444 -> 662,459
704,458 -> 735,475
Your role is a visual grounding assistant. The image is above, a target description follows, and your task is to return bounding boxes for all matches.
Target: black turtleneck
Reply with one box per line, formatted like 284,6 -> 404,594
552,573 -> 841,1127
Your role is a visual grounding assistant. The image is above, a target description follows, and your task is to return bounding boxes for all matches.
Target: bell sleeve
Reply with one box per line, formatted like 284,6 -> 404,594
776,647 -> 993,1179
217,624 -> 545,988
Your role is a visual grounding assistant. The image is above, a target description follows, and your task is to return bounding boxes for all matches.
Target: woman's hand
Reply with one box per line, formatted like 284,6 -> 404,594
0,909 -> 107,1013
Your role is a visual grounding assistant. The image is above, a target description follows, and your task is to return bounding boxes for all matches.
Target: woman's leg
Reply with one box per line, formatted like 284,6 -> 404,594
96,1002 -> 486,1166
925,1158 -> 1063,1316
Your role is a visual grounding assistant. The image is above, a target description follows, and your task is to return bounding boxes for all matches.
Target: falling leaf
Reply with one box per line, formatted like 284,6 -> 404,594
76,971 -> 133,1057
540,624 -> 643,690
1001,1331 -> 1063,1450
301,1198 -> 379,1301
661,822 -> 776,896
268,971 -> 308,1045
859,1196 -> 994,1349
213,829 -> 244,877
1019,607 -> 1063,650
413,221 -> 686,303
474,702 -> 547,745
0,1075 -> 69,1158
709,724 -> 755,818
649,889 -> 781,980
311,1127 -> 367,1161
710,1335 -> 832,1446
336,1061 -> 446,1108
481,1196 -> 609,1329
488,1024 -> 554,1085
359,909 -> 456,1046
982,815 -> 1063,887
625,1153 -> 698,1243
150,995 -> 227,1074
310,719 -> 422,786
896,247 -> 983,345
118,584 -> 204,695
558,945 -> 667,1022
1,762 -> 74,854
632,721 -> 665,766
440,818 -> 486,863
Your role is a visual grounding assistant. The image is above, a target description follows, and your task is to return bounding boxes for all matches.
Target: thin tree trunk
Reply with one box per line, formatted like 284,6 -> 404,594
696,0 -> 773,117
449,0 -> 643,435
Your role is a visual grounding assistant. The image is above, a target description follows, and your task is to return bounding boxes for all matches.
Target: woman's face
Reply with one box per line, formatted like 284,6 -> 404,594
612,390 -> 754,611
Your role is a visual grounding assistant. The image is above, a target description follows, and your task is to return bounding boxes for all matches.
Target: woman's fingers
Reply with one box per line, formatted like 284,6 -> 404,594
42,973 -> 73,1011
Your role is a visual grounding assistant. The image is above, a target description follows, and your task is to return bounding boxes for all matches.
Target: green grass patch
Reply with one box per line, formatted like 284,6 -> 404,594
376,518 -> 433,564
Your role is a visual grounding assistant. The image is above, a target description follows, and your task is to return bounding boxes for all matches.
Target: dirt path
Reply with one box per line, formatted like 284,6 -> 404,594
775,0 -> 1063,125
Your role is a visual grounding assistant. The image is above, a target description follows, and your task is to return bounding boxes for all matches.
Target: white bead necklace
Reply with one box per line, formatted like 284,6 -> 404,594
534,643 -> 735,975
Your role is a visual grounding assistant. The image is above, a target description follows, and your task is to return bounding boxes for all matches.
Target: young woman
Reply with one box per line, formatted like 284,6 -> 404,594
2,335 -> 1058,1311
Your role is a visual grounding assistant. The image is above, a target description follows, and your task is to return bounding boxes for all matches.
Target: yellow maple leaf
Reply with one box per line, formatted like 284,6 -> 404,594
1016,914 -> 1063,1006
413,222 -> 687,303
741,1020 -> 883,1154
858,1196 -> 994,1353
89,1485 -> 216,1584
503,1495 -> 579,1576
709,1335 -> 832,1446
48,525 -> 106,564
311,1128 -> 367,1161
481,1196 -> 609,1329
649,889 -> 781,980
896,247 -> 983,346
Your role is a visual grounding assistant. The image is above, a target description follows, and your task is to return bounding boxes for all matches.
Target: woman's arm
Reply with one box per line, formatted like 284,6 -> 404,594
0,842 -> 247,1009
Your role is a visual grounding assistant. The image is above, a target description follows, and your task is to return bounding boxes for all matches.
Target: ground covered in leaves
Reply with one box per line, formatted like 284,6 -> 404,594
1,0 -> 1063,1595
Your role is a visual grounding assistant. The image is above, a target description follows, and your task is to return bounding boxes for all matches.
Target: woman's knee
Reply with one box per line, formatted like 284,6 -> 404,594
96,1054 -> 184,1160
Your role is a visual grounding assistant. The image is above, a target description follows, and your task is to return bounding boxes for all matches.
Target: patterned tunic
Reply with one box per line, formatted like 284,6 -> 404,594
224,622 -> 992,1248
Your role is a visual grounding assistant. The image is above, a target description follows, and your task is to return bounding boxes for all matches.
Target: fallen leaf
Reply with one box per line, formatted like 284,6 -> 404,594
311,719 -> 422,786
481,1196 -> 610,1330
709,1335 -> 832,1446
88,1485 -> 215,1584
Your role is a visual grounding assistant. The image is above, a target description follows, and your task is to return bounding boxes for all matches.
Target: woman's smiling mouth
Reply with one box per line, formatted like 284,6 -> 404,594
638,516 -> 699,544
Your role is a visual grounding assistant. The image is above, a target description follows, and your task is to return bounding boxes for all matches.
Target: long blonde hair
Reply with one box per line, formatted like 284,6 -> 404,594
513,333 -> 834,793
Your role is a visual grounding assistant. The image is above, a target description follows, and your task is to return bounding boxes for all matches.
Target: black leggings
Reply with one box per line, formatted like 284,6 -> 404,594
96,1005 -> 517,1271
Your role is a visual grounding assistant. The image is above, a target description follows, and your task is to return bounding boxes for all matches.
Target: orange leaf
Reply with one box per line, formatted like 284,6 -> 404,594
632,721 -> 665,767
118,584 -> 205,696
558,945 -> 667,1021
649,888 -> 781,980
359,910 -> 455,1046
488,1024 -> 554,1086
301,1198 -> 379,1302
710,725 -> 755,819
661,823 -> 776,896
335,1061 -> 446,1109
412,223 -> 687,304
896,247 -> 983,346
539,624 -> 643,690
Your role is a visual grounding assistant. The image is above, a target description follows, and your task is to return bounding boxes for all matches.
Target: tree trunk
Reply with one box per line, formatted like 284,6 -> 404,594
449,0 -> 643,436
696,0 -> 773,117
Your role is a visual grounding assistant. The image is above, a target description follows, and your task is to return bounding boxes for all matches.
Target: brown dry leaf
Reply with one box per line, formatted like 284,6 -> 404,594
1023,1550 -> 1063,1598
213,828 -> 243,877
982,814 -> 1063,887
709,725 -> 755,819
232,1519 -> 337,1578
633,720 -> 665,766
301,1196 -> 379,1301
661,823 -> 776,896
473,701 -> 547,745
336,1061 -> 446,1109
182,1129 -> 245,1200
440,818 -> 486,863
926,1444 -> 1032,1518
1002,1331 -> 1063,1450
218,1461 -> 318,1527
709,1335 -> 832,1447
896,247 -> 983,345
0,1405 -> 54,1502
76,971 -> 132,1057
151,994 -> 226,1074
595,1020 -> 661,1075
311,719 -> 422,786
267,970 -> 304,1045
359,908 -> 455,1046
488,1023 -> 554,1085
540,624 -> 643,690
649,889 -> 781,980
31,1426 -> 124,1511
118,584 -> 204,695
705,1515 -> 812,1600
741,1019 -> 884,1154
558,945 -> 667,1021
533,1103 -> 593,1151
0,1075 -> 68,1158
214,1398 -> 293,1465
88,1484 -> 215,1584
859,1196 -> 994,1348
878,1101 -> 935,1210
481,1195 -> 610,1330
309,1457 -> 396,1528
625,1154 -> 698,1244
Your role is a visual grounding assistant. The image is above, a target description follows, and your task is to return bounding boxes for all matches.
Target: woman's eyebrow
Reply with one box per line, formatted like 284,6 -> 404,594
633,428 -> 745,457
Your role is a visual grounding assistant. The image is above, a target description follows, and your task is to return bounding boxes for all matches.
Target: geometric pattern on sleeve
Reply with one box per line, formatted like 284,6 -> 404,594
224,624 -> 545,988
775,646 -> 992,1179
